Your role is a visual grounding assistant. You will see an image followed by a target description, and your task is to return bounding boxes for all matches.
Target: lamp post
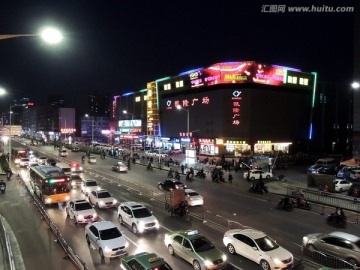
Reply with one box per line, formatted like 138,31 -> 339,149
9,104 -> 26,162
176,105 -> 190,148
0,27 -> 63,44
85,114 -> 94,147
123,110 -> 134,158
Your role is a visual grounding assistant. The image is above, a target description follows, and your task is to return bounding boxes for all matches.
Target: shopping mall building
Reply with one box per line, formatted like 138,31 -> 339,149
115,61 -> 317,156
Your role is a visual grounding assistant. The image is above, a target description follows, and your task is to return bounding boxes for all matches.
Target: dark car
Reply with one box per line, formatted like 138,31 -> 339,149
348,184 -> 360,198
317,166 -> 339,175
71,146 -> 80,152
158,179 -> 187,191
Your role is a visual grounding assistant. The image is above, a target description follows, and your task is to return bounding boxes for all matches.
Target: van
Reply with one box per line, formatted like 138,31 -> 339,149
56,162 -> 72,175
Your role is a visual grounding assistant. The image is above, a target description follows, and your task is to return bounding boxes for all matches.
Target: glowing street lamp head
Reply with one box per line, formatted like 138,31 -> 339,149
352,81 -> 360,90
0,87 -> 6,96
40,27 -> 63,44
123,110 -> 127,114
176,105 -> 182,110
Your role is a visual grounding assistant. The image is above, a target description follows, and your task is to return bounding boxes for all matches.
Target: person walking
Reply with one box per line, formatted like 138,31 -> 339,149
228,172 -> 233,184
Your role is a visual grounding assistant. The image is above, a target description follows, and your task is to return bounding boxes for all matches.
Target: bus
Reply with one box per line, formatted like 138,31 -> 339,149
12,147 -> 28,165
55,162 -> 72,176
29,165 -> 71,205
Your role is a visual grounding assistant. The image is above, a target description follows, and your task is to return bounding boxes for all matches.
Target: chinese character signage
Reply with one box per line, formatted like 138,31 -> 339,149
118,119 -> 142,128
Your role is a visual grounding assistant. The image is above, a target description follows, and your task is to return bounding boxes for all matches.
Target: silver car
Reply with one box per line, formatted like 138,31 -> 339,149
302,231 -> 360,266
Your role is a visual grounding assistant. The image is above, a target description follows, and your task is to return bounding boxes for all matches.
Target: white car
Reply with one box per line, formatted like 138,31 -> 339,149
88,189 -> 117,208
85,221 -> 129,258
118,201 -> 159,234
66,199 -> 97,224
19,158 -> 30,167
223,228 -> 293,270
184,189 -> 204,206
37,156 -> 48,165
28,161 -> 39,169
88,156 -> 97,164
112,162 -> 128,172
81,179 -> 101,195
243,170 -> 273,180
59,150 -> 68,157
334,179 -> 352,192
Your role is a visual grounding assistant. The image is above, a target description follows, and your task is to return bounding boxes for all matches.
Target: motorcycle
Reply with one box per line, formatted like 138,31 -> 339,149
174,171 -> 180,180
196,169 -> 206,179
278,197 -> 294,211
0,182 -> 6,194
327,211 -> 347,228
249,182 -> 269,194
293,198 -> 312,210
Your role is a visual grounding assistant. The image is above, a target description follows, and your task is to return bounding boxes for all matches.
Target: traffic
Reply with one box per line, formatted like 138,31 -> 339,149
6,138 -> 360,270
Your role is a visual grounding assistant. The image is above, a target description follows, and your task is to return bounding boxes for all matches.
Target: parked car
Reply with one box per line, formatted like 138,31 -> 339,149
243,170 -> 272,180
334,179 -> 352,192
158,179 -> 187,191
118,201 -> 159,234
85,221 -> 129,258
302,231 -> 360,266
223,228 -> 293,270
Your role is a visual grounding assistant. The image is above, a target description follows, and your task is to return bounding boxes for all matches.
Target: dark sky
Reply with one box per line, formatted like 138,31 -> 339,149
0,0 -> 355,113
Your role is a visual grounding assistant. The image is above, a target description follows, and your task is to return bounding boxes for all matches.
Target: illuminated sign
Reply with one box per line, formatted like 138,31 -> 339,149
165,95 -> 210,110
199,139 -> 214,144
231,90 -> 242,126
257,140 -> 272,144
60,128 -> 76,134
216,138 -> 224,145
118,119 -> 142,128
226,140 -> 247,145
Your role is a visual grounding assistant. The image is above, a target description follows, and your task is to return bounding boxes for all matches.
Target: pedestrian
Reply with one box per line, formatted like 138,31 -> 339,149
181,164 -> 185,174
228,172 -> 233,184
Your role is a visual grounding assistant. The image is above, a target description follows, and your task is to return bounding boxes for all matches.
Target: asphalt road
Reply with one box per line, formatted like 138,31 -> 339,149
6,140 -> 360,270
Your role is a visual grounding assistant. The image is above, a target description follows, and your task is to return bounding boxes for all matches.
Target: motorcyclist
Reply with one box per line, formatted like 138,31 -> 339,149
81,155 -> 85,163
0,179 -> 6,193
174,171 -> 180,180
6,170 -> 12,181
297,193 -> 305,207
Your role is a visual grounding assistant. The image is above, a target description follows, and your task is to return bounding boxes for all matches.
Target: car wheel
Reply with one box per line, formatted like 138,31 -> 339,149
266,175 -> 270,179
307,244 -> 316,252
99,248 -> 104,258
260,259 -> 271,270
339,188 -> 343,192
250,177 -> 255,181
119,215 -> 124,225
132,224 -> 138,234
86,235 -> 90,245
227,244 -> 236,254
168,245 -> 175,256
193,260 -> 201,270
346,258 -> 358,266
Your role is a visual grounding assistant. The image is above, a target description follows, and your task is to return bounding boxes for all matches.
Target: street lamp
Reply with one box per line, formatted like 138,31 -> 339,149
123,110 -> 134,158
9,104 -> 26,162
176,105 -> 190,148
352,81 -> 360,90
0,27 -> 63,44
85,114 -> 94,146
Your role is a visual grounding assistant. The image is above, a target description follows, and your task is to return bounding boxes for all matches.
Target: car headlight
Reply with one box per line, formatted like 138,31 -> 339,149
113,199 -> 117,204
79,167 -> 83,170
96,187 -> 101,191
155,219 -> 160,229
104,246 -> 112,252
86,187 -> 90,192
302,236 -> 309,245
222,254 -> 227,261
125,241 -> 129,248
204,260 -> 214,267
45,198 -> 52,203
71,168 -> 75,172
77,215 -> 84,220
65,196 -> 70,201
93,213 -> 97,218
272,258 -> 282,265
99,201 -> 105,206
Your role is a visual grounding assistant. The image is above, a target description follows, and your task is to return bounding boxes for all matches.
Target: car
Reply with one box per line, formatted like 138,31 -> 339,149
71,146 -> 80,152
85,221 -> 129,258
65,199 -> 97,224
347,184 -> 360,197
112,162 -> 128,172
47,158 -> 57,166
184,189 -> 204,206
88,189 -> 117,208
169,149 -> 183,155
120,252 -> 173,270
164,229 -> 227,270
88,156 -> 97,164
28,161 -> 39,169
70,174 -> 83,188
118,201 -> 159,234
302,231 -> 360,266
59,149 -> 68,157
307,164 -> 326,174
70,162 -> 84,173
223,228 -> 293,270
243,170 -> 273,180
37,156 -> 48,165
334,179 -> 352,192
349,169 -> 360,180
158,179 -> 187,191
81,179 -> 101,195
19,158 -> 30,167
317,166 -> 339,175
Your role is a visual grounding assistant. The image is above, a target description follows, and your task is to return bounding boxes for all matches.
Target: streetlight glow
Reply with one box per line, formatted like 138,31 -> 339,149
0,88 -> 6,96
40,27 -> 63,44
352,81 -> 360,89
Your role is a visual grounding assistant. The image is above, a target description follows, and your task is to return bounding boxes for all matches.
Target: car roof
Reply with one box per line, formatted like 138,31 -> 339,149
185,189 -> 196,193
84,179 -> 97,183
123,252 -> 167,268
91,221 -> 117,230
121,201 -> 146,209
171,230 -> 203,240
96,189 -> 109,193
227,228 -> 266,239
73,199 -> 89,204
329,231 -> 360,242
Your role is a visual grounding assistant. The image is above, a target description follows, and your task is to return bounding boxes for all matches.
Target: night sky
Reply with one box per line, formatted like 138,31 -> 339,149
0,0 -> 355,113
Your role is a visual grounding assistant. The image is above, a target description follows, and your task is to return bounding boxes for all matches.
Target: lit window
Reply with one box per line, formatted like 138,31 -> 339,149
164,83 -> 171,90
176,80 -> 184,88
144,96 -> 148,100
299,78 -> 308,85
135,96 -> 141,102
288,76 -> 297,84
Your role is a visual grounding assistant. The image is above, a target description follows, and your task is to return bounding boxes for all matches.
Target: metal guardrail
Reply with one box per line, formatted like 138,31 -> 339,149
0,214 -> 16,270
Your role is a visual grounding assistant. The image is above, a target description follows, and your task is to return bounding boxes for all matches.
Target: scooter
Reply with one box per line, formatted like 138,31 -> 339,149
294,198 -> 312,210
196,169 -> 206,179
249,182 -> 269,194
327,212 -> 347,228
278,197 -> 294,211
0,182 -> 6,194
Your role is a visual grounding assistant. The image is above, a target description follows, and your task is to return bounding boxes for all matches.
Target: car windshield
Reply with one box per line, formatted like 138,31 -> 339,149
75,202 -> 92,211
191,236 -> 214,252
132,208 -> 152,218
71,175 -> 81,180
187,192 -> 199,196
98,191 -> 111,198
255,236 -> 279,251
154,264 -> 173,270
86,181 -> 98,186
100,227 -> 122,240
